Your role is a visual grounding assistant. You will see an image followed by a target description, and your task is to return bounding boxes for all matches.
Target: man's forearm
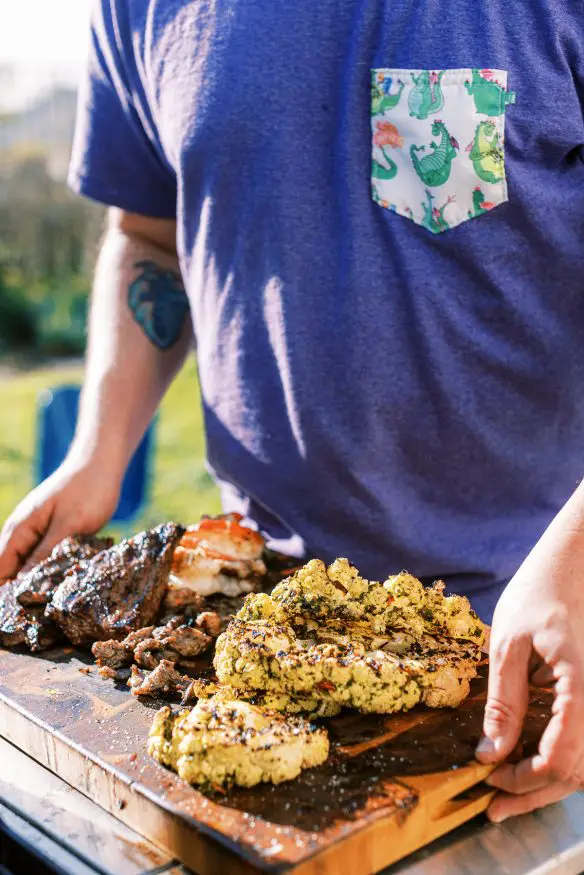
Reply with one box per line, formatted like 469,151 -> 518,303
68,211 -> 191,482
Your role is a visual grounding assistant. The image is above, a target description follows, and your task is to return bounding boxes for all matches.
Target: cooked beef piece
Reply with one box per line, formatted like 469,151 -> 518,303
123,625 -> 157,646
0,581 -> 60,652
92,639 -> 131,670
134,624 -> 211,669
92,616 -> 210,671
97,665 -> 120,680
14,535 -> 114,607
160,583 -> 205,617
195,611 -> 222,638
128,660 -> 191,697
47,523 -> 184,646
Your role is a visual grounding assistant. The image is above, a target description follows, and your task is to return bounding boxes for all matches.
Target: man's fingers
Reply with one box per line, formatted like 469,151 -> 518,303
529,668 -> 584,783
486,779 -> 579,823
486,757 -> 558,795
0,513 -> 49,582
476,632 -> 531,763
20,522 -> 73,573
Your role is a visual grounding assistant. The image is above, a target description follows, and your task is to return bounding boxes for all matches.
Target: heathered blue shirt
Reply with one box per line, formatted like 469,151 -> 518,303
69,0 -> 584,621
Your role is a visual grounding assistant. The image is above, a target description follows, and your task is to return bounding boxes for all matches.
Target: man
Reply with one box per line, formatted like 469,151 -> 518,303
1,0 -> 583,823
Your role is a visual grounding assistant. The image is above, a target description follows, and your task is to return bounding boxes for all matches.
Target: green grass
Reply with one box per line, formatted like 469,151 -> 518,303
0,358 -> 221,536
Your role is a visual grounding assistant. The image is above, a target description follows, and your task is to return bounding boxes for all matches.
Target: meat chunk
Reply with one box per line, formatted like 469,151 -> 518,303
0,581 -> 60,652
195,611 -> 222,638
92,639 -> 131,670
134,624 -> 210,669
14,535 -> 113,607
160,584 -> 205,617
128,660 -> 191,697
92,617 -> 211,671
47,524 -> 184,646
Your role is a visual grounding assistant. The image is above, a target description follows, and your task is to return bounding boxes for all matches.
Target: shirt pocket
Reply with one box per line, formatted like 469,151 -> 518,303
370,68 -> 516,234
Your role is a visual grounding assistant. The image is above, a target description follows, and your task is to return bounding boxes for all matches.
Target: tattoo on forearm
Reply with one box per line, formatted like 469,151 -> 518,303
128,260 -> 190,350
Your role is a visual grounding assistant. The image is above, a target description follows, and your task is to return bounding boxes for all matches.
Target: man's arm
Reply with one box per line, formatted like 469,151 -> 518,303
476,480 -> 584,821
0,209 -> 191,580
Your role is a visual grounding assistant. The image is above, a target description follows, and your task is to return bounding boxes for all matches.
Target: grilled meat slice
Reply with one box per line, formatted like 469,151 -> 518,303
129,660 -> 192,697
0,581 -> 60,652
148,697 -> 330,788
14,535 -> 113,607
47,523 -> 184,646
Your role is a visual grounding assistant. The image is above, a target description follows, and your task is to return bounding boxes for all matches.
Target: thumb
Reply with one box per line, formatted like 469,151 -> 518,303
476,632 -> 531,763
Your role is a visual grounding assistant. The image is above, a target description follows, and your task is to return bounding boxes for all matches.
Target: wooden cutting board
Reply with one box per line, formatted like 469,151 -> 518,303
0,647 -> 551,875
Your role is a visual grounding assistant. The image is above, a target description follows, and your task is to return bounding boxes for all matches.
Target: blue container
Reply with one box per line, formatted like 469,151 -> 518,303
35,385 -> 154,524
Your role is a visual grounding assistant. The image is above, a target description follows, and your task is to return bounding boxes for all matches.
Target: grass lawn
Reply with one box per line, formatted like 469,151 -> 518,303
0,357 -> 221,537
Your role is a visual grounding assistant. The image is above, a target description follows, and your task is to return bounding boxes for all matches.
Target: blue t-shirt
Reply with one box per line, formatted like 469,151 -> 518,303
69,0 -> 584,622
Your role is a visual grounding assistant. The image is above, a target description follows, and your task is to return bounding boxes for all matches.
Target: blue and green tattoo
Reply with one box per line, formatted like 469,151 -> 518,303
128,260 -> 190,349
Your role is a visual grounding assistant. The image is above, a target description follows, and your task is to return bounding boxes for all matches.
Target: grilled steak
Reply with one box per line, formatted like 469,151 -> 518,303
14,535 -> 113,607
0,581 -> 59,652
47,523 -> 184,646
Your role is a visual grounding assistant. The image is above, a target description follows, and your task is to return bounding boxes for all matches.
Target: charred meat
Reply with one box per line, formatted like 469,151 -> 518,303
0,581 -> 60,652
14,535 -> 113,607
92,614 -> 214,671
47,523 -> 184,646
129,659 -> 192,697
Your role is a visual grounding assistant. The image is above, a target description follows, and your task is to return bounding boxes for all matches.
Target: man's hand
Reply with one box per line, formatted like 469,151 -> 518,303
475,485 -> 584,822
0,209 -> 191,584
0,459 -> 120,582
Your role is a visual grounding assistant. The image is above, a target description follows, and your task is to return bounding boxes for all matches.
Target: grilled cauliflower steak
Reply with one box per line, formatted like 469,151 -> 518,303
182,677 -> 342,718
148,697 -> 329,788
214,559 -> 485,716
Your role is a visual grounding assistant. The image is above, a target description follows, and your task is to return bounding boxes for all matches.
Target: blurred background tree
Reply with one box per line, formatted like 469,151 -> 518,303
0,87 -> 104,361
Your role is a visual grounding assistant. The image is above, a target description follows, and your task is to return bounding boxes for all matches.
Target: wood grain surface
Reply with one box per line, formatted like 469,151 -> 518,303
0,647 -> 552,875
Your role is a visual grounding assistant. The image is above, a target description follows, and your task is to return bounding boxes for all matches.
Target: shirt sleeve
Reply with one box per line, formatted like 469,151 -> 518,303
68,0 -> 177,218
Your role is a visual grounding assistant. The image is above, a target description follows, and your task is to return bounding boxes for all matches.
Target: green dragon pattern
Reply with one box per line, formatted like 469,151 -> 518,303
410,120 -> 459,187
371,74 -> 405,115
421,190 -> 456,234
467,120 -> 505,184
408,71 -> 445,120
370,67 -> 515,232
464,69 -> 516,117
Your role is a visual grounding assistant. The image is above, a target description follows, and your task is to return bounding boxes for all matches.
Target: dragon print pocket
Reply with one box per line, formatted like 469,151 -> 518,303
371,68 -> 515,234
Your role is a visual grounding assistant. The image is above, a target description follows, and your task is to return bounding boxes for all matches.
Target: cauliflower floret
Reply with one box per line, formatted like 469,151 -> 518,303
237,592 -> 287,623
148,699 -> 329,788
271,558 -> 373,624
383,575 -> 486,646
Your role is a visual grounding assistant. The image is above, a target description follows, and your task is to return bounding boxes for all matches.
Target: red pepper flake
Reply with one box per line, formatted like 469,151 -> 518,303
128,753 -> 138,762
386,595 -> 394,604
316,680 -> 336,692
